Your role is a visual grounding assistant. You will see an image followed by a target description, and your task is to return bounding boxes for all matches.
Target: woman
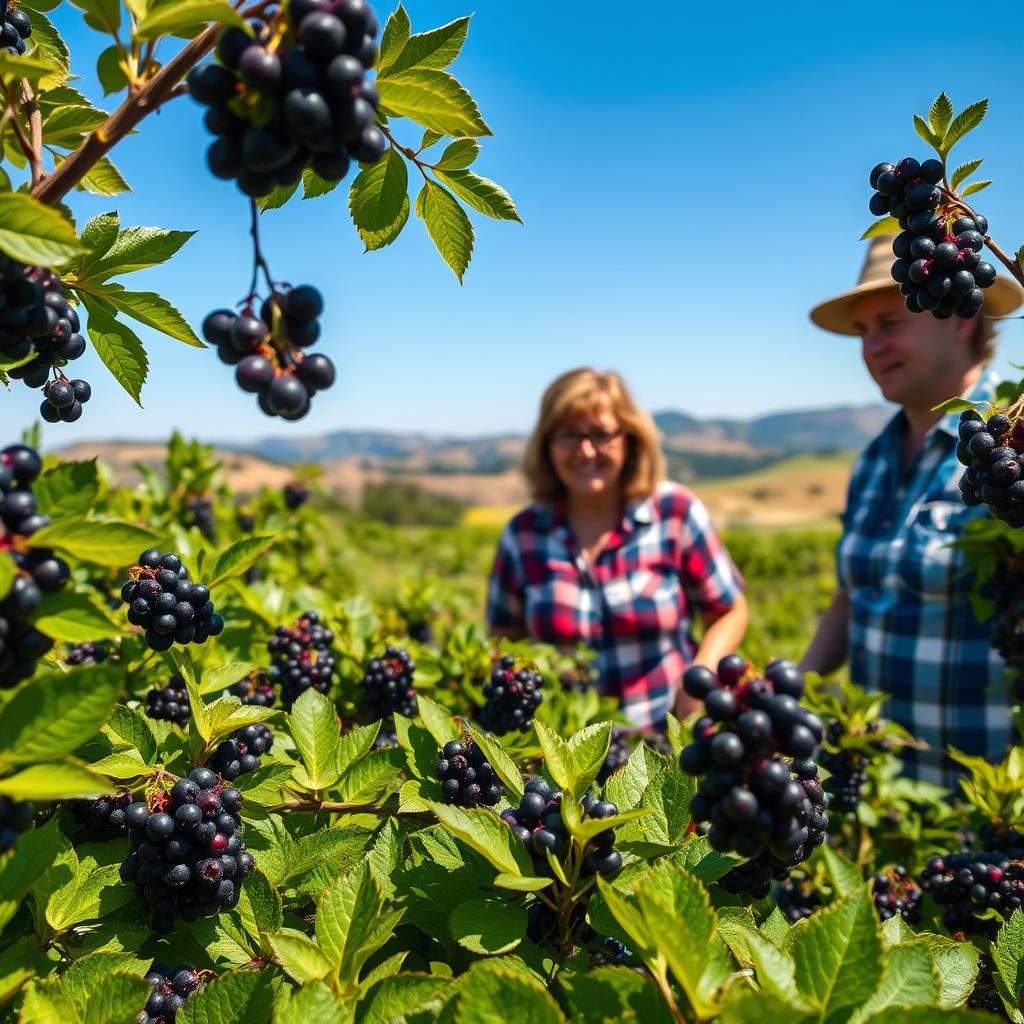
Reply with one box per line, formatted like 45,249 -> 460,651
487,368 -> 747,727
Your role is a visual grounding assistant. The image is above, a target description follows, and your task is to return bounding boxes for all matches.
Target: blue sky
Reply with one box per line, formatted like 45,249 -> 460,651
9,1 -> 1024,443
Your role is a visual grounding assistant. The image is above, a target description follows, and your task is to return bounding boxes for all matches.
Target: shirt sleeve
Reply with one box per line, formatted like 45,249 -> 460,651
486,521 -> 527,631
678,493 -> 745,617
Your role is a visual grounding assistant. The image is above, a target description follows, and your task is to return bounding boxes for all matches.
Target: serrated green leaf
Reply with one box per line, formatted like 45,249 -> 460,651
0,50 -> 61,85
0,665 -> 120,767
0,191 -> 83,264
434,137 -> 479,170
432,168 -> 521,223
376,4 -> 411,76
431,802 -> 533,877
27,517 -> 161,566
789,885 -> 884,1021
929,93 -> 954,136
942,99 -> 989,155
993,909 -> 1024,1010
209,535 -> 274,587
301,168 -> 339,199
82,300 -> 148,404
466,726 -> 523,800
378,69 -> 491,137
46,862 -> 129,930
818,844 -> 862,897
415,692 -> 459,746
96,44 -> 129,95
951,159 -> 983,191
567,721 -> 612,795
135,0 -> 245,38
451,896 -> 525,955
237,868 -> 283,942
177,968 -> 277,1024
316,861 -> 391,987
84,223 -> 195,281
358,973 -> 451,1024
914,113 -> 941,149
274,980 -> 347,1023
85,283 -> 203,347
82,971 -> 152,1024
453,965 -> 564,1024
290,688 -> 341,790
0,556 -> 14,603
386,16 -> 470,76
75,154 -> 130,197
349,147 -> 408,240
256,180 -> 298,211
849,941 -> 940,1023
962,180 -> 991,197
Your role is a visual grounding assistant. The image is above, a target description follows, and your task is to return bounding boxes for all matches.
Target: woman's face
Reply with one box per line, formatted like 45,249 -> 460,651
548,403 -> 628,501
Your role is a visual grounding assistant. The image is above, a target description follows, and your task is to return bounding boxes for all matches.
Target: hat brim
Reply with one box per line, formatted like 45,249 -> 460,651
810,276 -> 1024,335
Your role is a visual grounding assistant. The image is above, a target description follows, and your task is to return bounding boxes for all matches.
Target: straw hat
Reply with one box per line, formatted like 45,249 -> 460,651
810,234 -> 1024,335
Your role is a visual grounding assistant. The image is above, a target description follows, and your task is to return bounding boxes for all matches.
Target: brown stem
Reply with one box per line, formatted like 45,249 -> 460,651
1,77 -> 35,180
265,798 -> 437,823
20,80 -> 43,188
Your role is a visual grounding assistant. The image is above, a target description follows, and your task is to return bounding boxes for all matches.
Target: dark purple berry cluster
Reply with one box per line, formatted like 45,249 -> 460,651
919,850 -> 1024,936
476,653 -> 543,735
121,549 -> 224,652
269,610 -> 336,709
70,788 -> 132,840
872,865 -> 922,924
0,795 -> 33,853
186,495 -> 216,541
435,739 -> 502,807
66,642 -> 106,665
203,288 -> 335,421
969,954 -> 1009,1018
1,5 -> 31,55
775,870 -> 823,923
956,410 -> 1024,526
871,158 -> 995,320
598,728 -> 631,783
230,672 -> 276,707
558,660 -> 597,694
359,644 -> 417,720
187,0 -> 384,199
1,445 -> 68,687
139,963 -> 203,1022
283,482 -> 308,510
679,657 -> 827,865
501,779 -> 623,878
0,256 -> 91,422
146,677 -> 191,725
119,769 -> 255,933
980,822 -> 1024,860
211,723 -> 274,781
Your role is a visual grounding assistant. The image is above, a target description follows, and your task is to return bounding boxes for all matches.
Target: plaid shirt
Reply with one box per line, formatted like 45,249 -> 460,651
837,368 -> 1009,788
487,481 -> 745,728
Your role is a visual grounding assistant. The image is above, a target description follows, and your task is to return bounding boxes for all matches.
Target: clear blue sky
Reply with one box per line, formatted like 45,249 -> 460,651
9,1 -> 1024,444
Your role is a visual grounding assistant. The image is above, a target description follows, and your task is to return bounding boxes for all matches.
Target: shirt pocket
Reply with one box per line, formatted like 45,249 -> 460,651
895,501 -> 970,599
603,566 -> 684,634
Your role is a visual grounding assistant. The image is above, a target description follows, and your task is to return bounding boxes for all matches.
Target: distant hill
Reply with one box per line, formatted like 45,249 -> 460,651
57,402 -> 891,506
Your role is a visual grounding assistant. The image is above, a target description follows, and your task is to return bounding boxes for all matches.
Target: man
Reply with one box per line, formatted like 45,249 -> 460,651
801,234 -> 1023,787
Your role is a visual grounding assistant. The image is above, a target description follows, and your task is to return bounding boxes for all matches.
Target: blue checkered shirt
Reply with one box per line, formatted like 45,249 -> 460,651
837,368 -> 1010,788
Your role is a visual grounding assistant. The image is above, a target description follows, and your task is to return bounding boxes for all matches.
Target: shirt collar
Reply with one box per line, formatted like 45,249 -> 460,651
548,491 -> 655,537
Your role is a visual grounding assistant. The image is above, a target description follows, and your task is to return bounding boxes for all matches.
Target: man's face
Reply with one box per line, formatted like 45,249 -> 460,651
852,289 -> 970,408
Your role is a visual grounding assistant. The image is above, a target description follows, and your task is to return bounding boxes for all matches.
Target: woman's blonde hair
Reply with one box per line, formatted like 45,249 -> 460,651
521,368 -> 665,503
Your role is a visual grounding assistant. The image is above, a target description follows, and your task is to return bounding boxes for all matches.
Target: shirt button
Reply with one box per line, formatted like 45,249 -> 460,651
881,518 -> 891,530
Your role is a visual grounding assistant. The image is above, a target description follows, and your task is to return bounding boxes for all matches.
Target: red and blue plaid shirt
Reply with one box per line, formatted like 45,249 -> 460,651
486,481 -> 745,728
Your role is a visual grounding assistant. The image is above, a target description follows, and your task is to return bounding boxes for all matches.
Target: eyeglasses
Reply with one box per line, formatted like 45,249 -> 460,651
549,429 -> 623,451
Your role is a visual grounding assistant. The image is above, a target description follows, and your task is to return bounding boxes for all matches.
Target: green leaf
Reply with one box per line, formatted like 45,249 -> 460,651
136,0 -> 245,38
359,194 -> 410,251
33,459 -> 101,519
951,159 -> 983,191
301,168 -> 339,199
432,169 -> 521,222
932,396 -> 988,415
359,974 -> 451,1024
789,885 -> 884,1022
267,928 -> 333,984
567,721 -> 612,795
386,16 -> 470,76
68,0 -> 120,35
177,968 -> 276,1024
0,556 -> 13,603
466,726 -> 524,800
27,517 -> 161,566
80,211 -> 119,258
256,180 -> 298,211
96,44 -> 129,95
922,935 -> 979,1007
0,665 -> 120,767
929,93 -> 954,136
0,937 -> 54,1007
913,114 -> 941,149
0,819 -> 62,930
962,180 -> 992,197
237,868 -> 283,941
290,688 -> 341,790
434,137 -> 479,170
415,692 -> 459,746
451,896 -> 525,955
34,588 -> 121,642
942,99 -> 989,155
849,941 -> 940,1022
861,1009 -> 996,1023
453,964 -> 565,1024
349,148 -> 409,246
46,862 -> 130,930
378,69 -> 491,137
86,283 -> 203,347
861,216 -> 900,240
376,4 -> 411,77
993,909 -> 1024,1011
420,128 -> 444,150
209,535 -> 275,587
0,51 -> 62,85
60,952 -> 147,1017
818,844 -> 862,898
0,191 -> 83,264
75,155 -> 131,197
533,720 -> 574,792
431,802 -> 533,877
82,300 -> 149,404
86,225 -> 195,280
274,980 -> 348,1024
0,759 -> 115,800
